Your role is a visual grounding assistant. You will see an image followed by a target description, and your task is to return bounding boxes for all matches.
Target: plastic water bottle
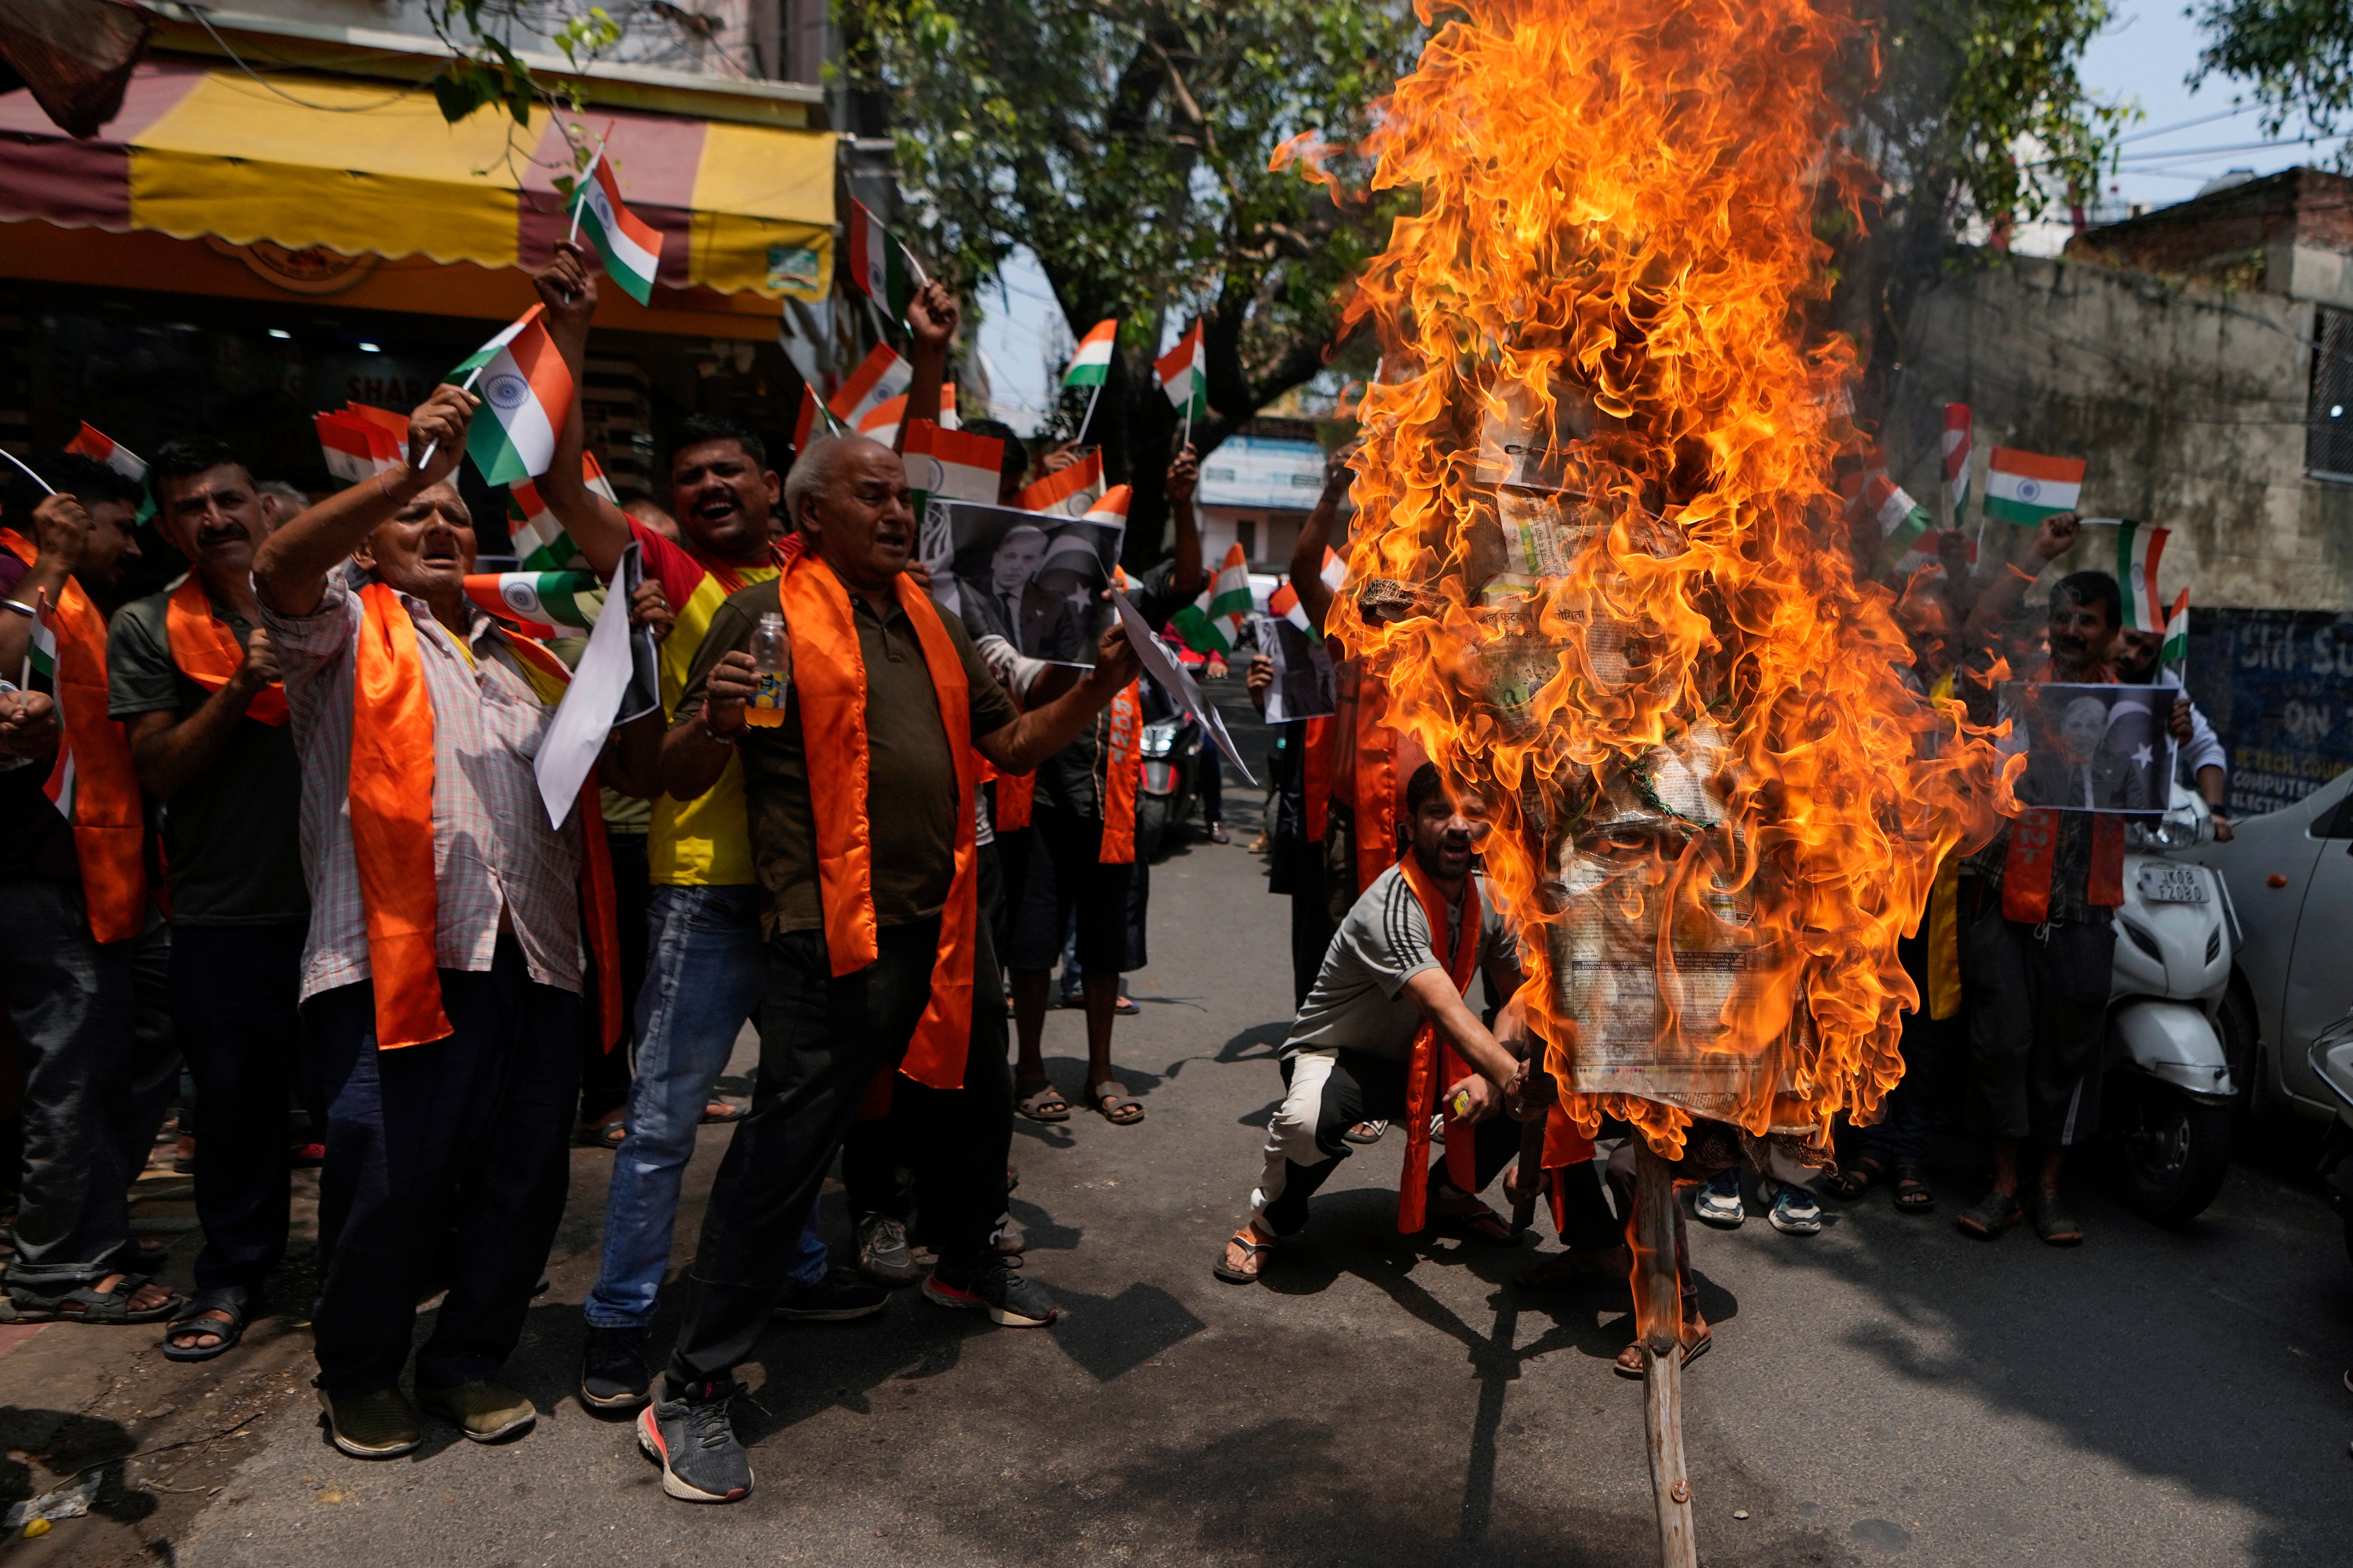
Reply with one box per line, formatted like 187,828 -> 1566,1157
746,610 -> 789,727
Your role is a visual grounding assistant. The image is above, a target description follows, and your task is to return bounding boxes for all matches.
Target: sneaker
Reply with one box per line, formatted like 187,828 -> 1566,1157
774,1268 -> 889,1321
1693,1168 -> 1745,1229
855,1213 -> 924,1288
1763,1180 -> 1823,1236
923,1263 -> 1059,1327
319,1385 -> 421,1459
638,1381 -> 753,1504
579,1324 -> 652,1411
419,1379 -> 537,1442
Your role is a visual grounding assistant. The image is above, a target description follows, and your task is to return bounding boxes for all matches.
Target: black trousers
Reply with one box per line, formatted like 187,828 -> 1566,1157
668,916 -> 1014,1392
581,831 -> 651,1126
1966,907 -> 2115,1147
170,921 -> 305,1296
304,939 -> 580,1398
1007,805 -> 1133,973
1287,846 -> 1335,1008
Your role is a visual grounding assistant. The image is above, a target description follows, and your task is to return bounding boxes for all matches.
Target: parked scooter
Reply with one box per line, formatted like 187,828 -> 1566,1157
2101,781 -> 2240,1224
2305,1012 -> 2353,1265
1136,704 -> 1202,861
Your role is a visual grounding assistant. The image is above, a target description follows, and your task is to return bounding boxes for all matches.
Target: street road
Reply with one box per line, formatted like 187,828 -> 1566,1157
11,686 -> 2353,1567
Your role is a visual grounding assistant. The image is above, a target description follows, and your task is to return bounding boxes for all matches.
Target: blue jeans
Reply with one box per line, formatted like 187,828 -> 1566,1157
585,884 -> 824,1329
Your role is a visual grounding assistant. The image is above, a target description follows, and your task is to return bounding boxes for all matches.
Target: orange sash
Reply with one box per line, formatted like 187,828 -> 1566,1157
1331,655 -> 1414,893
165,576 -> 287,725
1395,854 -> 1483,1233
1301,713 -> 1334,844
1,529 -> 146,942
348,584 -> 622,1050
1097,682 -> 1141,864
779,555 -> 979,1090
995,770 -> 1036,832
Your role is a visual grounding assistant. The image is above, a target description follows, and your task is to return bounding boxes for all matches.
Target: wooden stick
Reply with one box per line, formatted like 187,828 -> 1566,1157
1633,1142 -> 1698,1568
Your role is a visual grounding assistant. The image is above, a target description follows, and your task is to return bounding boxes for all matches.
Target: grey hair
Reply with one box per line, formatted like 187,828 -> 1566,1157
782,433 -> 886,529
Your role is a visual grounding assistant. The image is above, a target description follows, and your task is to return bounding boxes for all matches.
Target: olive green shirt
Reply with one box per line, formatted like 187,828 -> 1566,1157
676,573 -> 1018,938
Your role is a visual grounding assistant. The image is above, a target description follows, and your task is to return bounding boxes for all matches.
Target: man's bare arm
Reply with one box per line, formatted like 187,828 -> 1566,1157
971,625 -> 1143,776
126,627 -> 280,798
253,389 -> 475,617
1402,966 -> 1519,1089
1963,511 -> 2078,651
1167,445 -> 1205,599
1288,441 -> 1358,634
900,282 -> 958,455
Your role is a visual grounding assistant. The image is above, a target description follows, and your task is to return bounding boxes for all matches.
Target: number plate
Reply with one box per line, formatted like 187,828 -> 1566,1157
2138,864 -> 2208,904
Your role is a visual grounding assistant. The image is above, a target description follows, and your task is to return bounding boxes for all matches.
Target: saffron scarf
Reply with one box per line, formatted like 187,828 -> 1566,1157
0,529 -> 146,942
165,575 -> 287,725
778,555 -> 979,1090
348,583 -> 622,1050
1097,682 -> 1142,864
1394,853 -> 1485,1234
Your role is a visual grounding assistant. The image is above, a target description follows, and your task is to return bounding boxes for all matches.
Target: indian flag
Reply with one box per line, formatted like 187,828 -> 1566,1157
2160,588 -> 2190,670
1863,473 -> 1932,559
1170,543 -> 1252,654
65,422 -> 144,483
829,343 -> 912,428
2110,518 -> 2171,631
450,306 -> 573,486
1084,485 -> 1132,526
506,452 -> 616,572
1017,450 -> 1103,516
844,197 -> 914,320
571,152 -> 663,306
854,384 -> 956,449
464,570 -> 603,639
1155,323 -> 1207,420
1983,446 -> 2084,526
1063,320 -> 1118,389
1269,580 -> 1312,632
315,411 -> 402,483
1316,545 -> 1348,594
903,419 -> 1003,507
1941,403 -> 1972,521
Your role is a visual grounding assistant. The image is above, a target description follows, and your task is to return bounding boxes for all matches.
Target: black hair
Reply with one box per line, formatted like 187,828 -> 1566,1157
670,414 -> 767,473
1405,761 -> 1447,818
146,438 -> 251,509
959,418 -> 1031,489
2051,569 -> 2121,630
42,452 -> 146,510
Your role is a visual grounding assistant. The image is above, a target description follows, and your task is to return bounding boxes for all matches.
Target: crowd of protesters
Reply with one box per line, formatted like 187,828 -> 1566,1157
0,241 -> 2231,1500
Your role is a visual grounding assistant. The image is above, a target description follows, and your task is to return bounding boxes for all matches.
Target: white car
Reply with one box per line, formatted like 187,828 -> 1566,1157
2190,767 -> 2353,1122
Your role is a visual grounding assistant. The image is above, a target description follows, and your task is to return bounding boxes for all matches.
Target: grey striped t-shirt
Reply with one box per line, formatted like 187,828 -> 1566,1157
1281,862 -> 1516,1062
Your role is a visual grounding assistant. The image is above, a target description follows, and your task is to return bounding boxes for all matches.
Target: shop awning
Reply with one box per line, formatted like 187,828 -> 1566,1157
0,59 -> 834,300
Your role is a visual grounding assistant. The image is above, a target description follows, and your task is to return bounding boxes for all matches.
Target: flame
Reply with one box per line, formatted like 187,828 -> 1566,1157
1316,0 -> 2002,1156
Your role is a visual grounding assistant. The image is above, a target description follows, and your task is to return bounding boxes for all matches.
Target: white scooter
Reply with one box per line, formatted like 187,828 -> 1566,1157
2101,782 -> 2240,1224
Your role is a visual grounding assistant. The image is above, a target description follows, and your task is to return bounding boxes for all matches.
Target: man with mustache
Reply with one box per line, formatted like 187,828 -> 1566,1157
0,455 -> 175,1329
104,441 -> 307,1362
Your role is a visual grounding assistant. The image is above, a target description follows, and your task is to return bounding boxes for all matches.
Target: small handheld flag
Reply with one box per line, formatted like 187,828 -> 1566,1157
1083,485 -> 1132,526
1017,451 -> 1105,516
1064,318 -> 1118,440
568,151 -> 664,306
447,306 -> 574,486
1984,446 -> 2084,527
828,343 -> 914,428
1941,403 -> 1971,522
845,197 -> 921,322
2159,588 -> 2189,671
464,570 -> 604,639
902,420 -> 1004,509
65,423 -> 145,485
315,412 -> 403,483
506,452 -> 616,572
2107,518 -> 2171,631
1155,323 -> 1207,438
854,384 -> 956,449
1317,545 -> 1349,595
1269,580 -> 1313,632
1863,473 -> 1933,561
1170,542 -> 1252,655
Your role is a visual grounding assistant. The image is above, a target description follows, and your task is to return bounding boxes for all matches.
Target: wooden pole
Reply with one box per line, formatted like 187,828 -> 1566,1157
1633,1142 -> 1698,1568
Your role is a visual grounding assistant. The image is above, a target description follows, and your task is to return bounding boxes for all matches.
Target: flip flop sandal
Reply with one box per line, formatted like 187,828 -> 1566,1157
1088,1083 -> 1145,1125
6,1272 -> 183,1325
1891,1166 -> 1935,1213
163,1288 -> 258,1363
577,1113 -> 627,1149
1615,1322 -> 1711,1379
699,1101 -> 745,1125
1212,1229 -> 1274,1285
1822,1156 -> 1886,1200
1016,1081 -> 1071,1123
1343,1120 -> 1389,1145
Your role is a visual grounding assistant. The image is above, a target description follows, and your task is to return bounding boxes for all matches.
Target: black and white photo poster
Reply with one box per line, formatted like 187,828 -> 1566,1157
1997,681 -> 2172,813
921,500 -> 1123,667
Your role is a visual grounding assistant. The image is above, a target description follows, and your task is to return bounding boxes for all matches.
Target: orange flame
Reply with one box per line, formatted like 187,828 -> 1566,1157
1313,0 -> 2002,1156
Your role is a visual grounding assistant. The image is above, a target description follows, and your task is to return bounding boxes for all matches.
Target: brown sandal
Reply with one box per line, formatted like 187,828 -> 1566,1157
1088,1081 -> 1144,1125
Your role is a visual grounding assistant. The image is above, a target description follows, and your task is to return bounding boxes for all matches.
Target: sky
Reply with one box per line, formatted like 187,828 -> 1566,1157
973,1 -> 2344,434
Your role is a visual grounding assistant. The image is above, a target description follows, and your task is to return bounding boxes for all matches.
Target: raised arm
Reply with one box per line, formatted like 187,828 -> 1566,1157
253,387 -> 475,617
1963,511 -> 2078,652
900,283 -> 958,455
1166,444 -> 1204,599
970,623 -> 1142,776
531,245 -> 636,579
0,493 -> 91,680
1288,440 -> 1358,634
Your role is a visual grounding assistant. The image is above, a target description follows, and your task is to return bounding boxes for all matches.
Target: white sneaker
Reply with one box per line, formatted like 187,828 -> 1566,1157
1762,1179 -> 1823,1236
1693,1170 -> 1745,1229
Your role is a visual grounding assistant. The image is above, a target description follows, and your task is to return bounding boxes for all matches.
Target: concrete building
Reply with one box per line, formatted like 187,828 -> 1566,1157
1196,418 -> 1326,570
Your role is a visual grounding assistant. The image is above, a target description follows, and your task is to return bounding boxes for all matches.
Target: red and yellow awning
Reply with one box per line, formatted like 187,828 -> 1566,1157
0,60 -> 834,300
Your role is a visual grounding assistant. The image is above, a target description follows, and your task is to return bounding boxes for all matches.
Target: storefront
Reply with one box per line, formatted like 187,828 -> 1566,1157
0,48 -> 837,577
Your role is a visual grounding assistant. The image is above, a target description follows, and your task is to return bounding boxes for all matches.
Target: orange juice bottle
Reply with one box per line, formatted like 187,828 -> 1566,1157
745,610 -> 789,727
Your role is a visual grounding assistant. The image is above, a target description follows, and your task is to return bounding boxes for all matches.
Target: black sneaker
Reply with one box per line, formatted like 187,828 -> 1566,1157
855,1213 -> 923,1287
923,1262 -> 1059,1327
637,1380 -> 752,1504
579,1324 -> 651,1412
772,1268 -> 888,1321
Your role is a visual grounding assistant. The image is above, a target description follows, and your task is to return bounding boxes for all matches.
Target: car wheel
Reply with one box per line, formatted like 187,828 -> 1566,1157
2218,977 -> 2261,1126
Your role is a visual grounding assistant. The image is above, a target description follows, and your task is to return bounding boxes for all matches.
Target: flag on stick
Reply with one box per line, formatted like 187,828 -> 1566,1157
844,197 -> 917,321
315,412 -> 403,483
854,384 -> 956,449
902,420 -> 1003,510
1016,451 -> 1104,516
2159,588 -> 2190,671
1316,545 -> 1348,595
1083,485 -> 1132,526
2109,518 -> 2171,631
1169,543 -> 1252,654
569,152 -> 664,305
506,452 -> 616,572
1269,580 -> 1312,632
1983,446 -> 2084,526
1155,323 -> 1207,425
1941,403 -> 1972,522
448,306 -> 573,486
828,343 -> 913,428
65,422 -> 144,484
25,591 -> 74,817
1863,473 -> 1933,561
1063,320 -> 1118,389
464,570 -> 604,638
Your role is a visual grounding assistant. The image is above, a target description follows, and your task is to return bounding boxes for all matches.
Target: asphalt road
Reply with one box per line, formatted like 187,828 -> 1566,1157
14,684 -> 2353,1567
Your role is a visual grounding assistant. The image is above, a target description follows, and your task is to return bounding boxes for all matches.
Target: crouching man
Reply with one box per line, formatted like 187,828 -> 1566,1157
1214,763 -> 1533,1283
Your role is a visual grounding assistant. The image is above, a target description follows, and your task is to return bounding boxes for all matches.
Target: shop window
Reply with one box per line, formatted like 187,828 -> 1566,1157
1236,518 -> 1257,560
2310,306 -> 2353,481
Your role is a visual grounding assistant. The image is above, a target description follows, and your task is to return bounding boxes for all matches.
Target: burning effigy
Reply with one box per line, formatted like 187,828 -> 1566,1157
1285,0 -> 2004,1557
